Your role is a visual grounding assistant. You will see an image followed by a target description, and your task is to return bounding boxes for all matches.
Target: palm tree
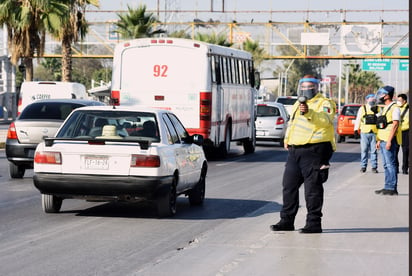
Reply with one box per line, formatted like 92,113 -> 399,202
115,4 -> 165,39
343,63 -> 382,103
194,32 -> 232,47
242,39 -> 266,68
52,0 -> 99,82
0,0 -> 68,81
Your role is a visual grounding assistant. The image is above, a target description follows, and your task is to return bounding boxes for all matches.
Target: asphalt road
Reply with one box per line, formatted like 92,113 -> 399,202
0,141 -> 361,275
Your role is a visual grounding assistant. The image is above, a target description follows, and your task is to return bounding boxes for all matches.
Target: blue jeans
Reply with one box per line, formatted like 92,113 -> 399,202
360,132 -> 378,169
379,138 -> 398,191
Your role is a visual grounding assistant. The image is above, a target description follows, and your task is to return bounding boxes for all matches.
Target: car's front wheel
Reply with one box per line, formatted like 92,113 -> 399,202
9,162 -> 25,179
157,177 -> 177,217
42,194 -> 63,213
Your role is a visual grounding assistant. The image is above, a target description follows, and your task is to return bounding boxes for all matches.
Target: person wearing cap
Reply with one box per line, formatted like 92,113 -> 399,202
270,74 -> 336,234
395,93 -> 409,174
374,85 -> 401,196
354,94 -> 380,173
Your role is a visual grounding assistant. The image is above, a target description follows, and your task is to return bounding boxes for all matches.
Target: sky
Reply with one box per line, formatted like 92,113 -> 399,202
88,0 -> 409,22
85,0 -> 409,93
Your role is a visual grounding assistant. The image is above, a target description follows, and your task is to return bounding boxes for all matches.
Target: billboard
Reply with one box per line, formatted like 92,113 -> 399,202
340,25 -> 382,55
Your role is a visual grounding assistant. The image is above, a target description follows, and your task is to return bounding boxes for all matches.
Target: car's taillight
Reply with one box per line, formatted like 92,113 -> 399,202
131,154 -> 160,167
276,117 -> 285,125
34,152 -> 62,164
6,122 -> 18,139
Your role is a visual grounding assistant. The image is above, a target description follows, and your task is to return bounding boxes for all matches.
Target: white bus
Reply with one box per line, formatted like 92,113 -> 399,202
111,37 -> 259,157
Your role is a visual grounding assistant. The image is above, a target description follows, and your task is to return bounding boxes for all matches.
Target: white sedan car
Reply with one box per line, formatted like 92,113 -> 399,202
33,106 -> 207,217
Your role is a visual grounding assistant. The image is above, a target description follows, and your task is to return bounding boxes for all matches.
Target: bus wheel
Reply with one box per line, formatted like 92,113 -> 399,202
219,125 -> 231,158
243,136 -> 256,154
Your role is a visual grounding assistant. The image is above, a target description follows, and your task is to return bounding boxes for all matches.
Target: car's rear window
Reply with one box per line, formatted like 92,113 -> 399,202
19,102 -> 85,120
257,105 -> 280,117
341,106 -> 360,116
276,97 -> 297,105
57,110 -> 160,142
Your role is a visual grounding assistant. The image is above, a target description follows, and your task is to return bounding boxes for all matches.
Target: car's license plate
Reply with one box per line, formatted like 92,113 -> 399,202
257,130 -> 265,136
82,155 -> 109,170
28,150 -> 35,158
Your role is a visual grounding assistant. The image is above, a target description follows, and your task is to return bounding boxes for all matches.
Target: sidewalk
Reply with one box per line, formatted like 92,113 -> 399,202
136,155 -> 409,276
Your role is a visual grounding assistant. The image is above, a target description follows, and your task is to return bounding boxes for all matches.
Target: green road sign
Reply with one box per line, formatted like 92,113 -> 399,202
362,59 -> 392,71
399,60 -> 409,71
400,47 -> 409,56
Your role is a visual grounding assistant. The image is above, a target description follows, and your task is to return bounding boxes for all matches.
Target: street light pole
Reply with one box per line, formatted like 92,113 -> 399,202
283,59 -> 295,96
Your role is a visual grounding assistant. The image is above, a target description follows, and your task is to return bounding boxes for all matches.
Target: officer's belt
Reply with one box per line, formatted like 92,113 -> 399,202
289,142 -> 329,149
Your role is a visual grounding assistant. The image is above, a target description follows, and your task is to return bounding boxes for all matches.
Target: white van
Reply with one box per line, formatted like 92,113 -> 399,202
18,81 -> 88,115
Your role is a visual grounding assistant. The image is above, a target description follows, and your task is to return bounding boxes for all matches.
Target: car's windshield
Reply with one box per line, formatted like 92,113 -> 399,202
342,106 -> 360,116
276,97 -> 297,105
256,105 -> 280,117
57,110 -> 160,142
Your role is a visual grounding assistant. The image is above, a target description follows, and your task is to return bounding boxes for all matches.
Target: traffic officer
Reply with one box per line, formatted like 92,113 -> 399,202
395,93 -> 409,174
354,94 -> 379,173
374,86 -> 401,196
270,74 -> 336,234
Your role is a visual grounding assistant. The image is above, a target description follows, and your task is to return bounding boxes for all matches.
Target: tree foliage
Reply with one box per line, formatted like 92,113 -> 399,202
242,39 -> 266,68
342,63 -> 383,103
0,0 -> 68,81
115,4 -> 165,39
273,45 -> 329,95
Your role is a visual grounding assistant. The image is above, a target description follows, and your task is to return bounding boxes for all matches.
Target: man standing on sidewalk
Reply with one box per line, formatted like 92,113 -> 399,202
270,75 -> 336,234
395,94 -> 409,174
374,86 -> 401,196
354,94 -> 379,173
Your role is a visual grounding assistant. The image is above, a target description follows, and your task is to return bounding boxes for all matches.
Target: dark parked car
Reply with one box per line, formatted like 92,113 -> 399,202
6,99 -> 105,178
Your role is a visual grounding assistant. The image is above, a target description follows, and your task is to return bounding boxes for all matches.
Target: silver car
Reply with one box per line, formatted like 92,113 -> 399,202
5,99 -> 105,178
255,102 -> 289,147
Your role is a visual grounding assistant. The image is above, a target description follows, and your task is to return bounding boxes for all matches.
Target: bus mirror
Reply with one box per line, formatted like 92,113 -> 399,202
254,71 -> 260,89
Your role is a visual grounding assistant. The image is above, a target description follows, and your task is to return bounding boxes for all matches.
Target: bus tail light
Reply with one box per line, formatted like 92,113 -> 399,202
199,92 -> 212,129
34,151 -> 62,164
6,122 -> 18,140
111,90 -> 120,106
131,155 -> 160,167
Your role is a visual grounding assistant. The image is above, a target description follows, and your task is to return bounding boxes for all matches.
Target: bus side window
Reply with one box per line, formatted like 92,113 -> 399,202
213,56 -> 222,85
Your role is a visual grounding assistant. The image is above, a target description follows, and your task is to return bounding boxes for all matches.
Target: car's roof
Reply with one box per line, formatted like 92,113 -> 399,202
256,101 -> 285,108
26,98 -> 105,105
343,103 -> 362,106
73,105 -> 171,114
276,96 -> 298,99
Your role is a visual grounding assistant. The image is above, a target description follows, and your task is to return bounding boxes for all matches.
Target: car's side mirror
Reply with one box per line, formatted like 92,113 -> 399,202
192,134 -> 204,146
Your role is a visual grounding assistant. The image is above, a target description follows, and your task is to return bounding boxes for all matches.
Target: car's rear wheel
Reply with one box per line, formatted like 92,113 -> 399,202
157,177 -> 177,217
188,167 -> 206,206
9,162 -> 25,179
338,135 -> 345,143
42,194 -> 63,213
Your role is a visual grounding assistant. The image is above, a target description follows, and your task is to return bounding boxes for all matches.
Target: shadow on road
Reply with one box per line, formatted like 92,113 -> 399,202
61,198 -> 282,220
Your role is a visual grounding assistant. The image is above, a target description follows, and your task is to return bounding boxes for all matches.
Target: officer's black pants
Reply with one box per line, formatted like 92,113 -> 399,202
280,142 -> 333,227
